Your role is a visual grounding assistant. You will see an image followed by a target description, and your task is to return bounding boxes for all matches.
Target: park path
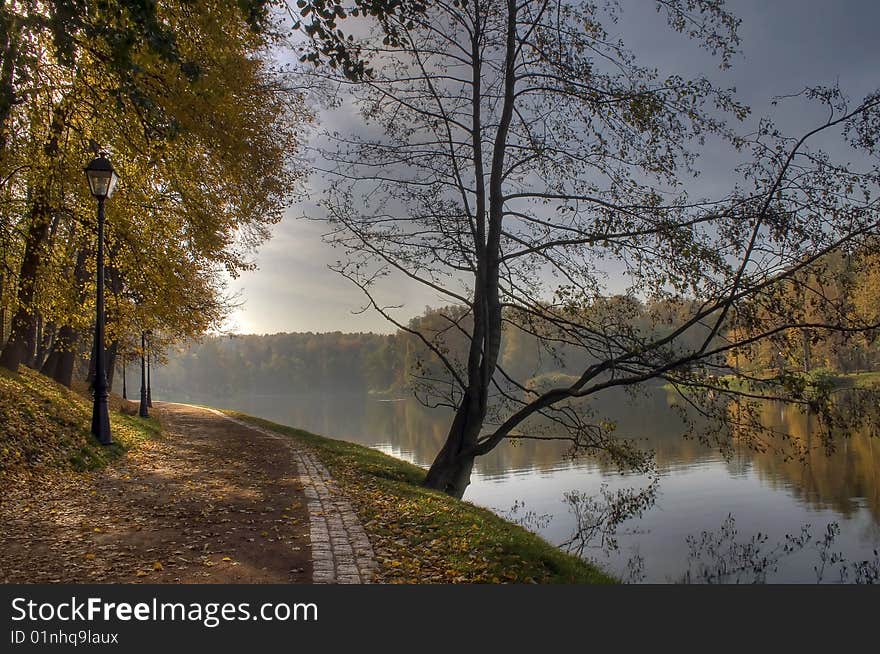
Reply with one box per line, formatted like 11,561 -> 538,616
196,406 -> 378,584
0,402 -> 375,584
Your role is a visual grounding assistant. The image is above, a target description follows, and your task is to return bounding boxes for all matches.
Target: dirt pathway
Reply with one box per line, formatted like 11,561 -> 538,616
0,403 -> 312,583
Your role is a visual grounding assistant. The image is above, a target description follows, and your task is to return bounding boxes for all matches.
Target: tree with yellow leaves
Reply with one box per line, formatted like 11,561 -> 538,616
0,0 -> 307,384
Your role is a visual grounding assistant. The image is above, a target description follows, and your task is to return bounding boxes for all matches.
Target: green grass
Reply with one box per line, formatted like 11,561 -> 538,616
0,367 -> 611,583
225,410 -> 615,584
0,366 -> 160,484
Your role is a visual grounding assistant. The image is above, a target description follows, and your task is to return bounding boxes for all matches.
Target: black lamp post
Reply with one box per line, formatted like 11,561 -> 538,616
139,331 -> 149,418
84,152 -> 118,446
146,332 -> 153,408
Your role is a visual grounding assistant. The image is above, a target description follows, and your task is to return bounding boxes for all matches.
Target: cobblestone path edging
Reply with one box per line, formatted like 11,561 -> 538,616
202,408 -> 378,584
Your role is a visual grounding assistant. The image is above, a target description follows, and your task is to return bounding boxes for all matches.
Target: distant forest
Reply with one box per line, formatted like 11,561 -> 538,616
154,244 -> 880,400
154,331 -> 403,397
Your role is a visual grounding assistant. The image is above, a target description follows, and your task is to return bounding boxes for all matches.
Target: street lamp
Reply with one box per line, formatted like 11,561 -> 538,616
121,357 -> 127,400
84,152 -> 119,445
139,331 -> 149,419
146,330 -> 153,408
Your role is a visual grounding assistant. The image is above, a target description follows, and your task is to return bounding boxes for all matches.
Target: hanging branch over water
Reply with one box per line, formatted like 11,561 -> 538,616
312,0 -> 880,498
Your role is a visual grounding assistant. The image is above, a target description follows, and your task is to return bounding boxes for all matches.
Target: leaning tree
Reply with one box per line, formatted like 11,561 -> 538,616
317,0 -> 880,497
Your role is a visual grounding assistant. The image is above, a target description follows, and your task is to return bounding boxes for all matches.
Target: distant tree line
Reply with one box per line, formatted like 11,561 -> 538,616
157,244 -> 880,401
156,332 -> 403,397
730,242 -> 880,375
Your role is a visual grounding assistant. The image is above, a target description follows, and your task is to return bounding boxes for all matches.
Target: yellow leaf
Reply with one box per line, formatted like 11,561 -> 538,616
84,553 -> 96,561
136,571 -> 147,577
153,561 -> 163,571
222,556 -> 232,562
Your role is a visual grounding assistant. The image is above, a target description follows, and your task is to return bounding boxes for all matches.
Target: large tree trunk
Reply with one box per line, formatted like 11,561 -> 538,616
0,271 -> 6,345
0,195 -> 52,370
0,96 -> 70,371
34,318 -> 56,370
424,452 -> 475,500
424,0 -> 516,498
423,394 -> 480,499
0,3 -> 19,161
40,324 -> 73,384
51,327 -> 79,387
106,340 -> 118,391
41,247 -> 88,387
86,338 -> 96,387
40,328 -> 59,378
103,261 -> 123,392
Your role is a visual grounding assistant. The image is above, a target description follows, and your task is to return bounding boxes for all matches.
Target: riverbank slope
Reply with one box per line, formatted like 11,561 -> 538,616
0,367 -> 613,583
0,367 -> 159,487
226,410 -> 614,584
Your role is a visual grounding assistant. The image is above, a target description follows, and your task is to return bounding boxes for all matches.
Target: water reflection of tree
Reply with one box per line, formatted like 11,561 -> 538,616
738,400 -> 880,521
477,386 -> 716,478
390,388 -> 879,523
186,387 -> 878,522
359,384 -> 717,476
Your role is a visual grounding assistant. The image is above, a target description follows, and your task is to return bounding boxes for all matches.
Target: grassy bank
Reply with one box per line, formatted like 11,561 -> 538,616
226,410 -> 615,584
0,367 -> 612,583
0,367 -> 161,487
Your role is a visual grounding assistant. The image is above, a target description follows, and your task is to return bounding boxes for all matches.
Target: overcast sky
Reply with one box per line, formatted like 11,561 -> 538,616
223,0 -> 880,335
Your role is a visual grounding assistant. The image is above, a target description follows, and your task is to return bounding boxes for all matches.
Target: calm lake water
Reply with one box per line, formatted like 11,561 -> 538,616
155,384 -> 880,582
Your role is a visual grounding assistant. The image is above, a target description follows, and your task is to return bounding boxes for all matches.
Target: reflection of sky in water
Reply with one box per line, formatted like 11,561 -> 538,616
374,444 -> 879,583
159,388 -> 880,583
469,462 -> 878,583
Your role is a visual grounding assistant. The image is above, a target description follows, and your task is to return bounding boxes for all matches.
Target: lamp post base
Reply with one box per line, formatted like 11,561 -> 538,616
91,393 -> 113,445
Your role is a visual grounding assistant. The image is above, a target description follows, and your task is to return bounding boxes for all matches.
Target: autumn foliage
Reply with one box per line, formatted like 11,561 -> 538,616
0,0 -> 306,387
